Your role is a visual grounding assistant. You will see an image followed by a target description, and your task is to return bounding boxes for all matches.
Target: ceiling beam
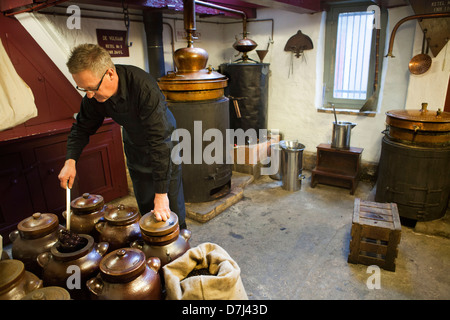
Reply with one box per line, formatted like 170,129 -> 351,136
72,0 -> 256,18
239,0 -> 321,14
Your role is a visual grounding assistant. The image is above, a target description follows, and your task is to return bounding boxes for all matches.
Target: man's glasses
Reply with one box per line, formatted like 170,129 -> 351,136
76,69 -> 108,92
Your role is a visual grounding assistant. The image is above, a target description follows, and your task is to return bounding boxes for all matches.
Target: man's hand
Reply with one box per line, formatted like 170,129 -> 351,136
58,159 -> 77,189
153,193 -> 171,221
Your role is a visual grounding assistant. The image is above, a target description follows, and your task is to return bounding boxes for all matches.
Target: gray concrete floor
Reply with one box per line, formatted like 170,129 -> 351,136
110,171 -> 450,300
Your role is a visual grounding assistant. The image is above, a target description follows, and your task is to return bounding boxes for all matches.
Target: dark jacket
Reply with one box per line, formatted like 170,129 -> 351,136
66,64 -> 177,193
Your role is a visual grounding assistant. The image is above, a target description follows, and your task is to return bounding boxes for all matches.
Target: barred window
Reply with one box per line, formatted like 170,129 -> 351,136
323,2 -> 387,110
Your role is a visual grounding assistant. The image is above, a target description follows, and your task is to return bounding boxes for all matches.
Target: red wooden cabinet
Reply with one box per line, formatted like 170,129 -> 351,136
0,15 -> 128,244
0,120 -> 128,244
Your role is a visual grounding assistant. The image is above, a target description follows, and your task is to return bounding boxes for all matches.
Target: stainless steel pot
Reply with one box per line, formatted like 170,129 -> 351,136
279,140 -> 305,191
331,121 -> 357,149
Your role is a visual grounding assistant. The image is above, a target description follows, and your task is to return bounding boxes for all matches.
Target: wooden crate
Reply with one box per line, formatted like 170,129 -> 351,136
348,198 -> 401,271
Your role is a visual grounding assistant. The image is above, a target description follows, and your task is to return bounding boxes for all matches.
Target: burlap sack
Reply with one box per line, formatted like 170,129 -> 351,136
163,242 -> 248,300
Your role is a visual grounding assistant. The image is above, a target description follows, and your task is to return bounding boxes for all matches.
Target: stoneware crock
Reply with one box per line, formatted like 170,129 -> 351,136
131,211 -> 191,267
62,193 -> 106,240
21,286 -> 71,300
9,212 -> 63,275
86,247 -> 162,300
37,234 -> 108,300
95,204 -> 141,252
0,259 -> 43,300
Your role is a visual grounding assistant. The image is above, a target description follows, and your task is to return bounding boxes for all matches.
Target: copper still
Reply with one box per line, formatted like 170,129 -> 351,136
158,0 -> 232,203
385,103 -> 450,146
196,0 -> 258,63
376,103 -> 450,222
233,35 -> 257,62
158,0 -> 227,101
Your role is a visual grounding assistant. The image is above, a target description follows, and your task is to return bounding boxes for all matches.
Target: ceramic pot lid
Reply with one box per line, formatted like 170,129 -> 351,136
21,286 -> 71,300
0,259 -> 25,292
139,211 -> 178,236
104,204 -> 139,225
141,225 -> 180,245
71,193 -> 104,214
100,248 -> 145,282
17,213 -> 59,239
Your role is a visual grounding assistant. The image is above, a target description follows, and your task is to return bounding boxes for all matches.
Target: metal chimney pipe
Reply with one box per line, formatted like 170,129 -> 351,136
143,10 -> 165,79
195,0 -> 248,36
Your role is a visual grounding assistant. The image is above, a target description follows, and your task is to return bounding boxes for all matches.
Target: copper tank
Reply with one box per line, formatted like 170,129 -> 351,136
158,0 -> 227,101
385,103 -> 450,146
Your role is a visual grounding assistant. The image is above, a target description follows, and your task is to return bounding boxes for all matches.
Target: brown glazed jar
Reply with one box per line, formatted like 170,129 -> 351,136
37,234 -> 109,300
132,211 -> 191,267
0,259 -> 43,300
21,286 -> 71,300
9,212 -> 63,275
86,248 -> 162,300
62,193 -> 105,240
95,204 -> 141,252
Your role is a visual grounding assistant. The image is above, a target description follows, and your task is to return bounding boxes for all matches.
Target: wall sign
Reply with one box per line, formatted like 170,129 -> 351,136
96,29 -> 129,57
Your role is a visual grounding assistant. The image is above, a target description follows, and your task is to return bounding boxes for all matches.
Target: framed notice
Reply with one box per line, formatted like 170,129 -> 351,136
96,29 -> 129,57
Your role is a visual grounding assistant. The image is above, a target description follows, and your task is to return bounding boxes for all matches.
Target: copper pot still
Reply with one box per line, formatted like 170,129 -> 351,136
0,259 -> 43,300
9,212 -> 63,275
62,193 -> 106,240
37,234 -> 109,300
233,33 -> 258,62
385,103 -> 450,146
131,211 -> 191,267
94,204 -> 141,252
158,0 -> 228,102
193,0 -> 257,62
87,248 -> 162,300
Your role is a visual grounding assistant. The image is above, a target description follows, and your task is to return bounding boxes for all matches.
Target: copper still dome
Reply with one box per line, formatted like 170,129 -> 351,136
158,0 -> 227,102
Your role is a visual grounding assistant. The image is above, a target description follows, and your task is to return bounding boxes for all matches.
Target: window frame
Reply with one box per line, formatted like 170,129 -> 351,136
322,1 -> 387,111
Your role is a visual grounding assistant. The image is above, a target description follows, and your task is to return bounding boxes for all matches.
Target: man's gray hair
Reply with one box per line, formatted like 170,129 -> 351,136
67,43 -> 115,77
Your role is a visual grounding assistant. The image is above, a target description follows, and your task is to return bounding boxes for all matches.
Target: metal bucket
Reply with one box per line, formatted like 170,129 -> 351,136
331,121 -> 356,149
268,142 -> 281,180
280,140 -> 305,191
